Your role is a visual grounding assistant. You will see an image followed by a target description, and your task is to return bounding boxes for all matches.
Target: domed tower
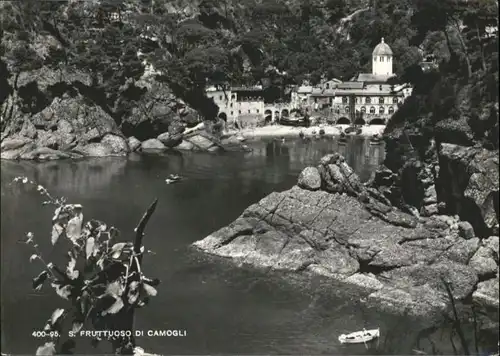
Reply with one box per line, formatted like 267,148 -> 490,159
372,37 -> 393,76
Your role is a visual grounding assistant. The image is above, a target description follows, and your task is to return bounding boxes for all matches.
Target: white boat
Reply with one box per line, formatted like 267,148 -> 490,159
338,328 -> 380,344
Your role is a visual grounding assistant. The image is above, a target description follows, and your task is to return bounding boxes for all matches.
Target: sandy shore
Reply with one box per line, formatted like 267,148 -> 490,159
226,124 -> 385,139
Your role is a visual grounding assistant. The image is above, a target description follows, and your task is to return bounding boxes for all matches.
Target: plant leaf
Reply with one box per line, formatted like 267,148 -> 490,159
66,257 -> 79,280
50,308 -> 65,325
102,297 -> 124,316
51,223 -> 64,245
72,321 -> 83,333
33,270 -> 50,291
110,242 -> 127,259
85,237 -> 96,260
142,283 -> 158,297
52,283 -> 72,300
127,281 -> 140,305
66,210 -> 83,242
36,341 -> 56,355
106,280 -> 125,297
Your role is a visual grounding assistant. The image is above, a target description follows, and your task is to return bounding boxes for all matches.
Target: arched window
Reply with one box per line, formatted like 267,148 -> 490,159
379,97 -> 384,104
361,106 -> 366,113
388,106 -> 395,114
370,106 -> 376,114
366,97 -> 371,104
393,97 -> 398,104
345,106 -> 350,113
231,94 -> 236,100
380,56 -> 384,62
379,106 -> 385,114
342,96 -> 348,104
326,83 -> 330,89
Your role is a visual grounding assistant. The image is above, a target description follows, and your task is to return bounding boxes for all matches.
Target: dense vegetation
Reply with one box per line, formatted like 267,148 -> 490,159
0,0 -> 498,147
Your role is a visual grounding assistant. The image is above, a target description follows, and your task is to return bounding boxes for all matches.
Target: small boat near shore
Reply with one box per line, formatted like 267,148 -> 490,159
338,328 -> 380,344
166,174 -> 182,184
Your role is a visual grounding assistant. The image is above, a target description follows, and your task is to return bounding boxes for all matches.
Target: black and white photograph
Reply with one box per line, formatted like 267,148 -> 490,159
0,0 -> 499,355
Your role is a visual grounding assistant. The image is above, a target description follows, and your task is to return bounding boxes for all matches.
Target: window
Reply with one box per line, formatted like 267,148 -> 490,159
380,56 -> 384,62
342,96 -> 348,104
388,106 -> 395,114
256,109 -> 259,113
238,110 -> 241,114
379,106 -> 385,114
326,83 -> 330,89
219,95 -> 223,100
248,109 -> 251,113
379,85 -> 383,91
393,97 -> 398,104
379,97 -> 384,104
231,94 -> 236,100
370,106 -> 376,114
345,106 -> 350,113
361,106 -> 366,113
366,97 -> 371,104
231,111 -> 234,115
374,56 -> 377,62
230,103 -> 233,108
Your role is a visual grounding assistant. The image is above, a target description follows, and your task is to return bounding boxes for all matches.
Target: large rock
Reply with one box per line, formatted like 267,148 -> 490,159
193,153 -> 488,318
298,167 -> 322,191
468,246 -> 498,277
438,143 -> 499,236
473,277 -> 500,308
157,132 -> 183,148
184,134 -> 218,151
141,139 -> 166,152
101,134 -> 128,155
127,136 -> 142,152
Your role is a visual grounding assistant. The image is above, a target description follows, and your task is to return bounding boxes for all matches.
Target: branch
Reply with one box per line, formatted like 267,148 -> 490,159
133,199 -> 158,266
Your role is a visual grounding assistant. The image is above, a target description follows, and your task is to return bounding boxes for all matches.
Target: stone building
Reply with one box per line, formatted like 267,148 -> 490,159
330,38 -> 406,125
208,38 -> 410,126
206,86 -> 265,126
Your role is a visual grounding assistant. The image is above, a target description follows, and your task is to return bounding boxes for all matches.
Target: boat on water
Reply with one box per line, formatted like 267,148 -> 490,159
166,174 -> 182,184
338,328 -> 380,344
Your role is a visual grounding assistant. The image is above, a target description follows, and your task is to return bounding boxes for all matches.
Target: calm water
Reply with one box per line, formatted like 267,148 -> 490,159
0,138 -> 494,355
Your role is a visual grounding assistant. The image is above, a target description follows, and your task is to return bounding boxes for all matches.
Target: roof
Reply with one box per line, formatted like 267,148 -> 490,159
231,86 -> 263,91
335,89 -> 403,96
297,85 -> 313,93
356,73 -> 392,83
310,89 -> 336,97
373,38 -> 393,56
336,82 -> 364,89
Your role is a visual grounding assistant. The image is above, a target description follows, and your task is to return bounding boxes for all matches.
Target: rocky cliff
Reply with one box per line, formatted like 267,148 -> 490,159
193,153 -> 499,319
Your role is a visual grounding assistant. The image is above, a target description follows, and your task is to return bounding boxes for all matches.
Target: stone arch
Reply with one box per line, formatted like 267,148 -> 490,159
361,106 -> 366,113
354,117 -> 366,125
218,112 -> 227,121
264,109 -> 273,124
274,111 -> 280,120
337,117 -> 350,125
370,117 -> 385,125
281,109 -> 289,117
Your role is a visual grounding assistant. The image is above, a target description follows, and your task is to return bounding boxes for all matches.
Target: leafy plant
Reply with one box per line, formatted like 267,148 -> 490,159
12,176 -> 159,355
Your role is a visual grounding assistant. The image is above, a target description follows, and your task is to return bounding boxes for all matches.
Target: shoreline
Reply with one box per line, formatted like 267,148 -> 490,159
225,124 -> 385,139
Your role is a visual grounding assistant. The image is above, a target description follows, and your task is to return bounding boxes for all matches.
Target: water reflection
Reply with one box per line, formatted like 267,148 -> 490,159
1,138 -> 390,355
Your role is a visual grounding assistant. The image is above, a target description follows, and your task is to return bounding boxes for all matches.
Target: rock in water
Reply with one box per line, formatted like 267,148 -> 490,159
193,153 -> 496,318
127,136 -> 141,152
298,167 -> 322,191
141,139 -> 166,152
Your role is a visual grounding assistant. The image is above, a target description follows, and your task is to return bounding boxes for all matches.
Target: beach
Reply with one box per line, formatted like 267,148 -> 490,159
226,124 -> 386,139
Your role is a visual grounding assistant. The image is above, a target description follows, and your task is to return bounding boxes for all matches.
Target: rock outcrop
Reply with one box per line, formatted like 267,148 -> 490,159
1,96 -> 130,160
193,153 -> 499,319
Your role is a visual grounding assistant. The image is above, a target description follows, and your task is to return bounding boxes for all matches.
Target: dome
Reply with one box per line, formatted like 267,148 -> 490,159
372,38 -> 393,56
